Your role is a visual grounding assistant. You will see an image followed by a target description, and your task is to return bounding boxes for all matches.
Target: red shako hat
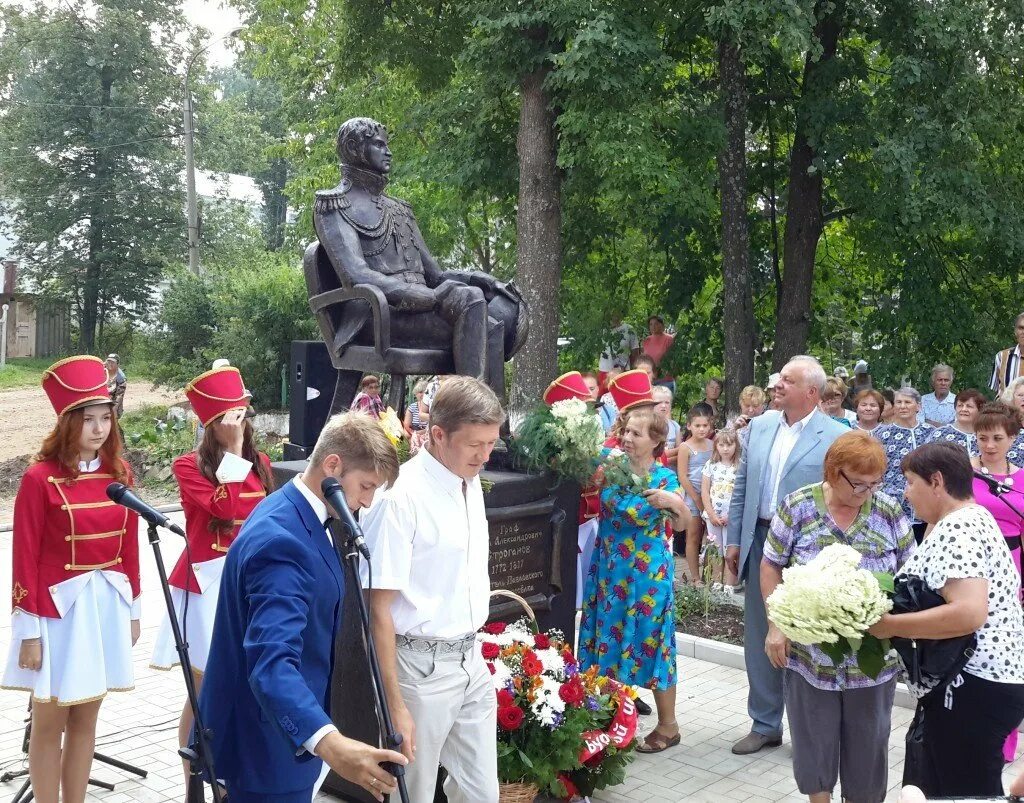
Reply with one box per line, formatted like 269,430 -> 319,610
543,371 -> 592,405
41,356 -> 112,417
608,369 -> 656,412
186,367 -> 248,426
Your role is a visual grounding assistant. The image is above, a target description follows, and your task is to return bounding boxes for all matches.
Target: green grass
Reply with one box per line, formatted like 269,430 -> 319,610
0,357 -> 56,389
0,356 -> 161,391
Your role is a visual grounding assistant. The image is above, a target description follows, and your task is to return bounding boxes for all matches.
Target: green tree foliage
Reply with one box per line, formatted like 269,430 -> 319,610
0,0 -> 187,352
228,0 -> 1024,401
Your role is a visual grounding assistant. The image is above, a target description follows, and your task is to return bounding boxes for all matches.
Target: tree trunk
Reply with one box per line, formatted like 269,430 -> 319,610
716,38 -> 754,414
510,65 -> 562,419
771,1 -> 844,370
82,65 -> 115,352
259,158 -> 288,250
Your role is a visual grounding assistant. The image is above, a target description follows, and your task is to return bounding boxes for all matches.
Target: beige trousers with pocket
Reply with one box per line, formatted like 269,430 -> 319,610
397,643 -> 499,803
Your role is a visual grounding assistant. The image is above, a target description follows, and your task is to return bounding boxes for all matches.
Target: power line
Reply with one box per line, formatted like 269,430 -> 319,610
8,98 -> 173,112
0,133 -> 183,163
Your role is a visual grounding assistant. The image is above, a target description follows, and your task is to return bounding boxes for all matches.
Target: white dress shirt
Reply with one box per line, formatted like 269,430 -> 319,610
758,408 -> 817,520
360,447 -> 491,638
289,477 -> 337,756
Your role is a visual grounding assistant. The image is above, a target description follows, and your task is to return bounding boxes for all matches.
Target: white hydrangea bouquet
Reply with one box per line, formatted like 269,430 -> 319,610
513,398 -> 605,484
766,543 -> 895,677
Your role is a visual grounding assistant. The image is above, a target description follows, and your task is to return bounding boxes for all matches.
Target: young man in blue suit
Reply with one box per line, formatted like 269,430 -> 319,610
198,413 -> 408,802
725,356 -> 847,756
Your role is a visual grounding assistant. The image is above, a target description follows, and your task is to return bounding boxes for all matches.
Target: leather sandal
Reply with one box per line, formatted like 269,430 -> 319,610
636,728 -> 681,754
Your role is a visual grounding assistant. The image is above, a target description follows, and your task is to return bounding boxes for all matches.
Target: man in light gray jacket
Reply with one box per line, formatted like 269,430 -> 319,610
726,355 -> 847,755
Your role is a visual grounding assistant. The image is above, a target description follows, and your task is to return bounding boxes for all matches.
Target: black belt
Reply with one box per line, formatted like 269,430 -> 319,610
1006,536 -> 1022,551
757,518 -> 773,528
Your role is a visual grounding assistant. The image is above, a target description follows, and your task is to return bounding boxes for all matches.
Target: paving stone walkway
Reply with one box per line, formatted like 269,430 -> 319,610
0,516 -> 1021,802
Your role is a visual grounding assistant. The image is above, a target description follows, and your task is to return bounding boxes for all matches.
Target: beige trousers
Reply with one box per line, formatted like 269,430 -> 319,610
397,643 -> 499,803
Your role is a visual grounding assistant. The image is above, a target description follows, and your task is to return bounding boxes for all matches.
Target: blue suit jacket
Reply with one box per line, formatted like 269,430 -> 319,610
726,409 -> 848,576
198,480 -> 344,795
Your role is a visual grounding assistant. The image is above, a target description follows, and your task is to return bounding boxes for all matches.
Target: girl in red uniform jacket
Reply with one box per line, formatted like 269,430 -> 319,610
150,365 -> 273,792
2,356 -> 140,803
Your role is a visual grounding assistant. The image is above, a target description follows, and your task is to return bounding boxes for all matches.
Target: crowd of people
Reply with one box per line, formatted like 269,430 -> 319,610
8,310 -> 1024,803
562,313 -> 1024,800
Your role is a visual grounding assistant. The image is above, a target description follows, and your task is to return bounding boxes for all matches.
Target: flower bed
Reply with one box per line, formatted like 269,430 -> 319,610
674,584 -> 745,646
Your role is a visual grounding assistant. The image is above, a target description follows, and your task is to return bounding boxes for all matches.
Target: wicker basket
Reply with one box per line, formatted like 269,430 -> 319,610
498,780 -> 540,803
492,589 -> 540,803
490,588 -> 537,625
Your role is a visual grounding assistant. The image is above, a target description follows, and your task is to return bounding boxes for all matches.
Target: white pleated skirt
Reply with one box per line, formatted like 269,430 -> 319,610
150,556 -> 225,674
1,571 -> 135,706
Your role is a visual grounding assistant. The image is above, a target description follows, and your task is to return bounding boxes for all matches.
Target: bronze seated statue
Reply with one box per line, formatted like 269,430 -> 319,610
307,117 -> 528,414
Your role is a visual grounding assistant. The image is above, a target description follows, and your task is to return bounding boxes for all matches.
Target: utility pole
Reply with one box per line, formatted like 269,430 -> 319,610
182,26 -> 244,276
184,90 -> 199,275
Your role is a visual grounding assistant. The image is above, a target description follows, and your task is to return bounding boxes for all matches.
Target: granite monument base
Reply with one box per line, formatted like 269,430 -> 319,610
269,461 -> 580,802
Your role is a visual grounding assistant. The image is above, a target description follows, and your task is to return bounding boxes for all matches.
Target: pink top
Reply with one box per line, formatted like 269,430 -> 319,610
973,469 -> 1024,541
642,333 -> 674,366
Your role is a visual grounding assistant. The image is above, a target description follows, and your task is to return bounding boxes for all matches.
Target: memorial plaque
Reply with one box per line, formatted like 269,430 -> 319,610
487,499 -> 563,620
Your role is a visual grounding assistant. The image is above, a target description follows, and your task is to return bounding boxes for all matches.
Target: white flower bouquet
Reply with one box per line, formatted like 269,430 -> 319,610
766,543 -> 895,677
513,398 -> 605,484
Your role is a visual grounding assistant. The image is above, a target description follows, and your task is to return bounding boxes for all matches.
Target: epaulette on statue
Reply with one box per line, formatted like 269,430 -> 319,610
314,187 -> 352,214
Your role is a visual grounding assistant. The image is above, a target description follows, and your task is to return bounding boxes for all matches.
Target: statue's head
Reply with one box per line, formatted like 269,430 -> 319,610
336,118 -> 391,175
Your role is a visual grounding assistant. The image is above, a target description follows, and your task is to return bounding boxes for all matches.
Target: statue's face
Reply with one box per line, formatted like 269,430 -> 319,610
363,132 -> 392,175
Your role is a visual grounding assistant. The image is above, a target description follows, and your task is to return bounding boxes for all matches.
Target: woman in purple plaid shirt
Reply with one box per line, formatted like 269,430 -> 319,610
762,431 -> 914,803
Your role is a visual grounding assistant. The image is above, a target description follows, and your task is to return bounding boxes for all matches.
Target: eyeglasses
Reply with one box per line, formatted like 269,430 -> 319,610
840,469 -> 882,494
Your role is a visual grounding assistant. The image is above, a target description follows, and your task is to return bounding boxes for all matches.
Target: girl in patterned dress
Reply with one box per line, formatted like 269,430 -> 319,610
578,407 -> 691,754
700,428 -> 740,588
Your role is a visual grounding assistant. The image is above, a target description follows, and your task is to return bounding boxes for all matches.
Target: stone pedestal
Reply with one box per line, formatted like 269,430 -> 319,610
269,461 -> 580,802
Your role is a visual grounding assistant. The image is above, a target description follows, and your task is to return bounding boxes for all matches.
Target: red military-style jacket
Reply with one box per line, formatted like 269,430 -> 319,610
11,459 -> 140,619
168,451 -> 271,593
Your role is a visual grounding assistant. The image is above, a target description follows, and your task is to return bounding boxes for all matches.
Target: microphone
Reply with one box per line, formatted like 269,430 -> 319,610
973,469 -> 1010,494
320,477 -> 371,560
107,482 -> 186,537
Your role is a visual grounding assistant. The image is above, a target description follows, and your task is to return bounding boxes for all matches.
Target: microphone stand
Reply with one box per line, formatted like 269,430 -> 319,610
976,471 -> 1024,524
145,522 -> 223,803
328,518 -> 410,803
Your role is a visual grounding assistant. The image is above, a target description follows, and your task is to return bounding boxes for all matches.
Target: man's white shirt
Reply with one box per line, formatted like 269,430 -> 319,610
758,408 -> 817,520
360,447 -> 491,638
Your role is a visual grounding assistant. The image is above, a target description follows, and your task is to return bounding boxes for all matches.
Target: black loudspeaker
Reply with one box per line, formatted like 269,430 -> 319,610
285,340 -> 334,459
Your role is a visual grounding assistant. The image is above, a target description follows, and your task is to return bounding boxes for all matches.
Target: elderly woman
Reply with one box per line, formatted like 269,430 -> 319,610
926,388 -> 985,457
878,387 -> 934,543
854,389 -> 886,435
869,442 -> 1024,798
1001,376 -> 1024,464
763,431 -> 913,803
578,406 -> 690,754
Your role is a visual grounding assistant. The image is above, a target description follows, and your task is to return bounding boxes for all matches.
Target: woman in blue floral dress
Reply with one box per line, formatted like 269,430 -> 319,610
877,387 -> 933,542
578,406 -> 691,754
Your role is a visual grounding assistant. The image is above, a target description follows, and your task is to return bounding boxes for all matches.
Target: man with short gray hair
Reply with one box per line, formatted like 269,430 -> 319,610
361,375 -> 504,803
920,364 -> 956,427
725,355 -> 847,755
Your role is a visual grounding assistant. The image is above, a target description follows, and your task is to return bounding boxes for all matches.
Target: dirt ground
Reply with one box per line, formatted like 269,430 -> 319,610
0,380 -> 182,524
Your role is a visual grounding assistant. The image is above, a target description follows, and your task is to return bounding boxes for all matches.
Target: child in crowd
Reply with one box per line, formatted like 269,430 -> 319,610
598,368 -> 622,434
631,353 -> 657,381
677,405 -> 714,582
652,385 -> 681,466
700,428 -> 741,589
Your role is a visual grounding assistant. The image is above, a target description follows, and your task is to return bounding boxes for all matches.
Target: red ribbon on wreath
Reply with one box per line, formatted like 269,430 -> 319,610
578,694 -> 638,764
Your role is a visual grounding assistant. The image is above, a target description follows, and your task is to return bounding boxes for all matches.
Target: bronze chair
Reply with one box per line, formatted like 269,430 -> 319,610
303,241 -> 455,417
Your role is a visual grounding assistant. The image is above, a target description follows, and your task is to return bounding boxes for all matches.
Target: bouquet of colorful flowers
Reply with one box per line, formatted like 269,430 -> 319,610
513,398 -> 605,484
765,543 -> 895,677
478,618 -> 638,799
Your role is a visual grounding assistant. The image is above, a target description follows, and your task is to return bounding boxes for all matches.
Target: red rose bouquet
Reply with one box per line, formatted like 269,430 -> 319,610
477,618 -> 638,799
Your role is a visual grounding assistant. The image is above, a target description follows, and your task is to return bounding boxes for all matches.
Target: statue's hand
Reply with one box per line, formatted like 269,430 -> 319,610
389,284 -> 436,312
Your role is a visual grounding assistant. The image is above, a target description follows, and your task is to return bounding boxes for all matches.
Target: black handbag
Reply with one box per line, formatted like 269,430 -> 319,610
890,573 -> 977,691
893,574 -> 979,792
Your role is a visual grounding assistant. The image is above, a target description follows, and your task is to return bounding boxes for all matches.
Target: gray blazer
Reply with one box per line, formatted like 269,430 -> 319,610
726,409 -> 848,575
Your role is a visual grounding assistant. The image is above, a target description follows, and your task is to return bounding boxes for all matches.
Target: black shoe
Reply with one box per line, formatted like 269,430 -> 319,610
634,697 -> 653,716
731,731 -> 782,755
